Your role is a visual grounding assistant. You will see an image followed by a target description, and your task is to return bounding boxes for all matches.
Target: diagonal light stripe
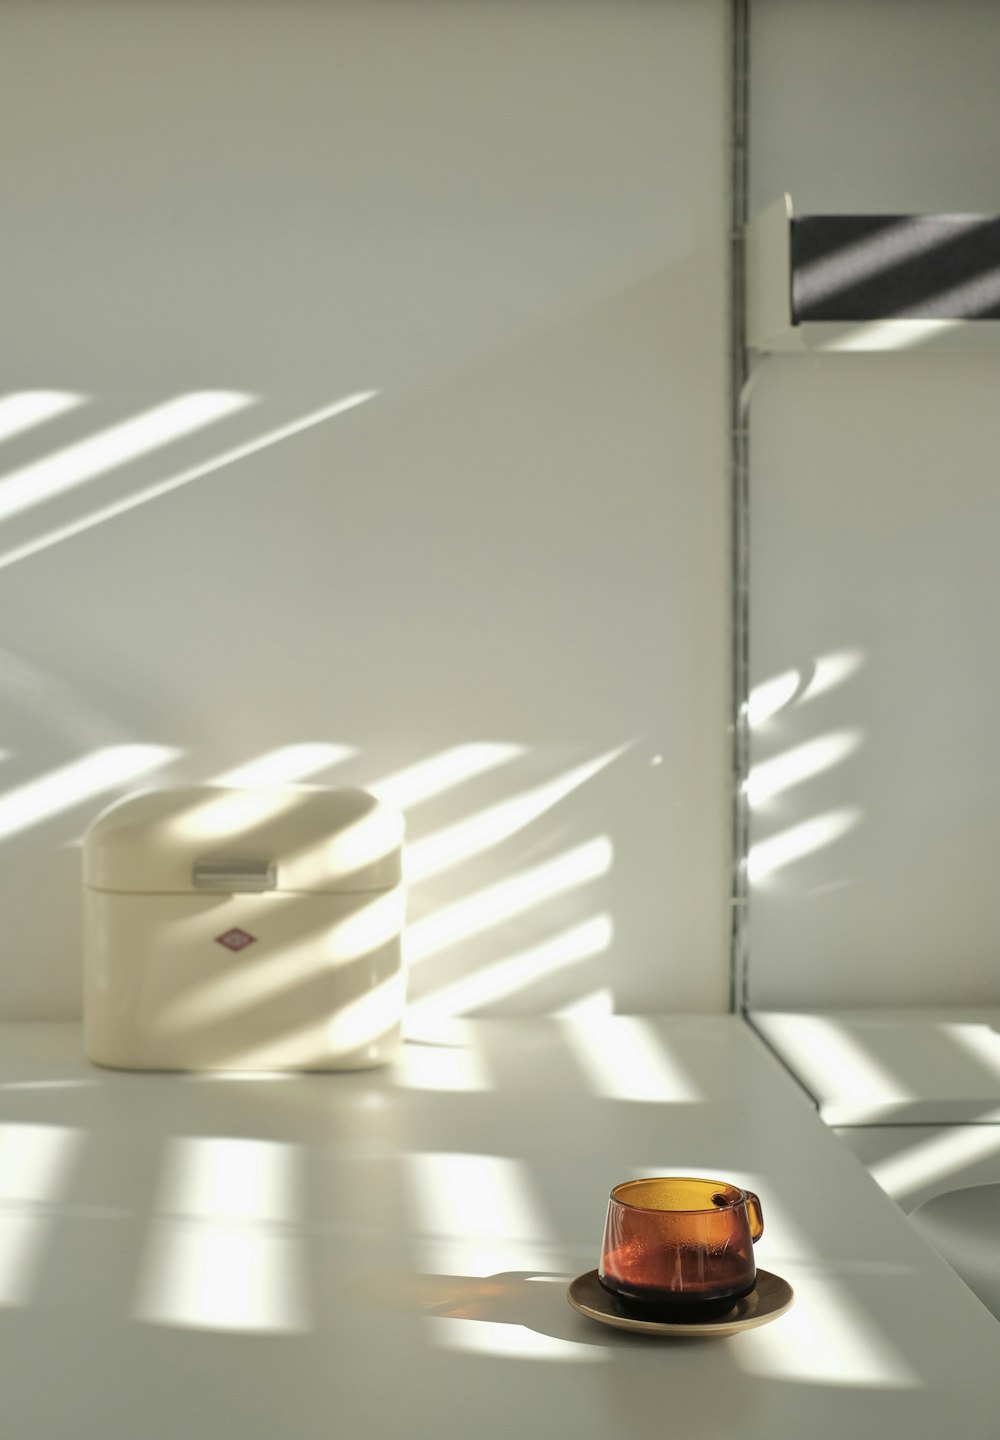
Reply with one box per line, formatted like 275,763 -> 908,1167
747,730 -> 863,806
406,1153 -> 551,1241
133,1137 -> 309,1333
796,215 -> 986,308
559,1014 -> 701,1102
393,1033 -> 494,1093
723,1184 -> 920,1388
554,989 -> 614,1020
134,1225 -> 309,1333
0,1123 -> 83,1203
405,838 -> 612,964
0,392 -> 254,523
210,742 -> 358,786
800,649 -> 865,703
869,1123 -> 1000,1202
940,1022 -> 1000,1084
406,915 -> 612,1021
404,1152 -> 559,1275
154,1137 -> 295,1223
0,744 -> 179,842
369,743 -> 525,811
748,669 -> 800,728
0,1124 -> 84,1307
0,393 -> 87,445
755,1014 -> 911,1111
735,1270 -> 920,1388
748,808 -> 861,881
0,390 -> 378,571
405,745 -> 628,884
896,263 -> 1000,320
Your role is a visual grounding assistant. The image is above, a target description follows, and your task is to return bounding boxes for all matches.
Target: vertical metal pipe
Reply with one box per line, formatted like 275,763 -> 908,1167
729,0 -> 751,1012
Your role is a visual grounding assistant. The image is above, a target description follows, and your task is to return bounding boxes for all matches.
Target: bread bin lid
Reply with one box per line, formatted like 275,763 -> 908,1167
83,785 -> 403,894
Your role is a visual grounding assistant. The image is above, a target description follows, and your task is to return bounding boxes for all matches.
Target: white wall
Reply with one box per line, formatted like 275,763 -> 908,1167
747,0 -> 1000,1006
0,1 -> 731,1018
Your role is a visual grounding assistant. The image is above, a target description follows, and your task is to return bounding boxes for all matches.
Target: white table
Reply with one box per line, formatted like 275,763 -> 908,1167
0,1015 -> 997,1439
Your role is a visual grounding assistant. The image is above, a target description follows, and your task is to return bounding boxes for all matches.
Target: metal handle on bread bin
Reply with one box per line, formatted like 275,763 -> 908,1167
192,859 -> 276,893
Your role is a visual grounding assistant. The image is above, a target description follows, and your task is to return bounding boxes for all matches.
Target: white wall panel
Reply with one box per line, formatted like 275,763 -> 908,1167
0,1 -> 730,1016
748,0 -> 1000,1006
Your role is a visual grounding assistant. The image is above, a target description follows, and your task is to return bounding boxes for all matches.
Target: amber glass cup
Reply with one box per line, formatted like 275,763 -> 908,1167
598,1177 -> 764,1315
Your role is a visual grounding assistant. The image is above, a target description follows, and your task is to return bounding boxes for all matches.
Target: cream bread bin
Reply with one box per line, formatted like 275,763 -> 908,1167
83,785 -> 405,1071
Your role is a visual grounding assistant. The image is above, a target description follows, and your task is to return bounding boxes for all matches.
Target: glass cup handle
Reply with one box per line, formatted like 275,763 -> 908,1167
745,1190 -> 764,1242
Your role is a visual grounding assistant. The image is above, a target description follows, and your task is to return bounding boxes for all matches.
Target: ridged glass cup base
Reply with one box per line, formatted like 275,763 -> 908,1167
597,1273 -> 755,1321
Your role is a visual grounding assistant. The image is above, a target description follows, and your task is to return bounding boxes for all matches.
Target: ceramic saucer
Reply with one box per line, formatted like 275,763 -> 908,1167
566,1268 -> 794,1338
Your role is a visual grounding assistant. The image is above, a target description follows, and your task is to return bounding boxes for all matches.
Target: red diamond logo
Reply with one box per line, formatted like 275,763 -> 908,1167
215,928 -> 257,951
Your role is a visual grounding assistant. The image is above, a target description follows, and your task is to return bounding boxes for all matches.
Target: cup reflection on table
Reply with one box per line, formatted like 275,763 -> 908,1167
598,1177 -> 764,1315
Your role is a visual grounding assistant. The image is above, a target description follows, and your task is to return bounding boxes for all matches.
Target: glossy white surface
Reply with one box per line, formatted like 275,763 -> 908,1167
0,1016 -> 997,1439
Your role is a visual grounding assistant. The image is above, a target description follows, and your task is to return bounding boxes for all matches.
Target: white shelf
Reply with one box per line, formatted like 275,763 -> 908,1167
836,1124 -> 1000,1215
752,1007 -> 1000,1125
745,194 -> 1000,352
